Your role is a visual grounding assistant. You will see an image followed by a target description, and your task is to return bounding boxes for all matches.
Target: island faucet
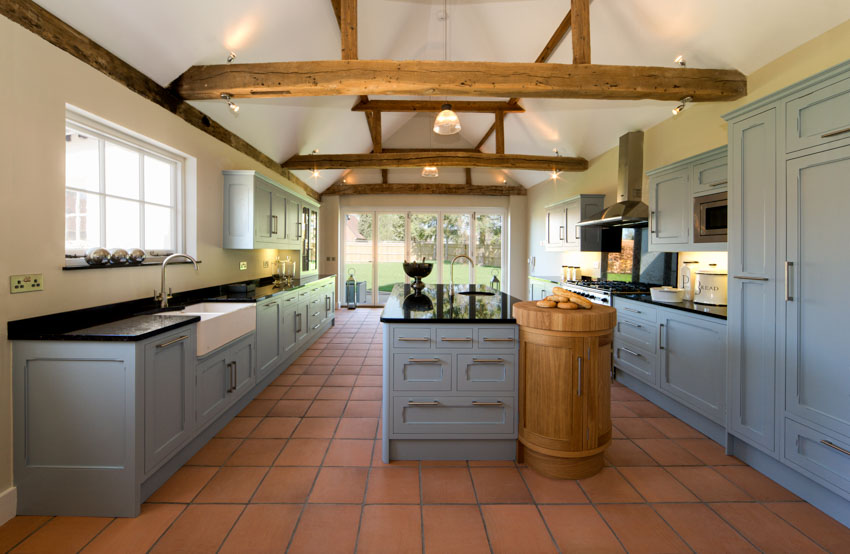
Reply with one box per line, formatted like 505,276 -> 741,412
450,254 -> 475,294
156,253 -> 199,308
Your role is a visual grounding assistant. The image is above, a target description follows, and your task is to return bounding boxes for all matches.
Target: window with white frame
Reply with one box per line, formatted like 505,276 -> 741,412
64,113 -> 184,259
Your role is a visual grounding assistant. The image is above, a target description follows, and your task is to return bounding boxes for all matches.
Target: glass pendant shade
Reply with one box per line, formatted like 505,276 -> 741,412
421,166 -> 439,178
433,104 -> 461,135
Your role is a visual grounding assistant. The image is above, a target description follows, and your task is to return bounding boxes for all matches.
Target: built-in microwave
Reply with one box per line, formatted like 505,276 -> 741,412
694,191 -> 727,243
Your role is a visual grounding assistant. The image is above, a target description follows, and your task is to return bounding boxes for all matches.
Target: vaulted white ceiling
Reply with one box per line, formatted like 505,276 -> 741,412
33,0 -> 850,191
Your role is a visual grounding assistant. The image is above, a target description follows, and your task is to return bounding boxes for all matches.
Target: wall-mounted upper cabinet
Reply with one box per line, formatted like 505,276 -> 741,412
647,146 -> 728,253
223,170 -> 318,251
544,194 -> 605,252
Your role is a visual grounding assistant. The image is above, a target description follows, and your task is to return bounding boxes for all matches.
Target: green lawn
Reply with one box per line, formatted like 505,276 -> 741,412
344,262 -> 502,295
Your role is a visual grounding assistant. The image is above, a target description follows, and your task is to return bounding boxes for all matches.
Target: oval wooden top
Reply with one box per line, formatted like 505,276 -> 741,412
512,301 -> 616,332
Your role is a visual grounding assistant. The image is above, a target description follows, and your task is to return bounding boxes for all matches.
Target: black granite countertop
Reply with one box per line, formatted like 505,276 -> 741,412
380,284 -> 521,323
616,293 -> 727,320
8,275 -> 336,341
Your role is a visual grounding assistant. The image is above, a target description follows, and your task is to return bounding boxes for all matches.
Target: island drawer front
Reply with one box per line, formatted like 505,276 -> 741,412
436,327 -> 475,349
614,316 -> 657,353
614,298 -> 657,324
477,327 -> 518,349
298,288 -> 314,301
280,291 -> 298,306
392,327 -> 433,349
456,355 -> 516,392
392,353 -> 452,391
392,396 -> 515,435
784,419 -> 850,497
613,341 -> 657,387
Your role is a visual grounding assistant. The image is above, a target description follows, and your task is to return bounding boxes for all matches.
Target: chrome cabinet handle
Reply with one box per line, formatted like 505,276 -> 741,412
623,307 -> 642,314
472,401 -> 503,407
312,323 -> 320,330
483,337 -> 514,342
650,211 -> 655,234
157,335 -> 188,349
659,323 -> 665,350
312,311 -> 320,317
226,363 -> 232,393
296,312 -> 302,333
620,321 -> 642,328
408,358 -> 441,363
577,357 -> 582,396
408,401 -> 440,406
575,225 -> 580,240
398,337 -> 429,342
326,296 -> 331,311
297,221 -> 303,239
785,261 -> 794,301
472,358 -> 505,363
704,179 -> 728,187
619,347 -> 641,358
820,440 -> 850,457
733,275 -> 769,281
822,126 -> 850,138
441,337 -> 472,342
232,361 -> 238,392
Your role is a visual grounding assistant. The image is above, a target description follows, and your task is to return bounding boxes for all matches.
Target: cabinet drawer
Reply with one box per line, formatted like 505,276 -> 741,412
298,288 -> 314,301
613,341 -> 657,387
392,327 -> 432,349
614,316 -> 657,353
457,355 -> 515,392
614,299 -> 657,323
692,156 -> 728,195
786,76 -> 850,153
477,327 -> 517,349
280,291 -> 298,306
436,327 -> 474,349
784,419 -> 850,498
392,353 -> 452,391
392,396 -> 515,435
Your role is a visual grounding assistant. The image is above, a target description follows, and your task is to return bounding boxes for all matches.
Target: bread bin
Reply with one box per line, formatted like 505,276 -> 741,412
694,270 -> 727,306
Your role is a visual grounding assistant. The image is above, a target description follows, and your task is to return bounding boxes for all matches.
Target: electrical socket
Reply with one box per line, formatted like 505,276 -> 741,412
239,261 -> 247,270
263,260 -> 269,268
10,273 -> 43,294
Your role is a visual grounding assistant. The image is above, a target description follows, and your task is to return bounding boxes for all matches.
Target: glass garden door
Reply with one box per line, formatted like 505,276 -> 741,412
342,212 -> 373,305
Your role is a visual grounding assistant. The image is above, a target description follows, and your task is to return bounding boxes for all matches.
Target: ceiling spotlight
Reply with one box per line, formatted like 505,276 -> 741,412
551,170 -> 561,180
221,93 -> 239,113
226,51 -> 237,63
672,96 -> 693,116
312,170 -> 320,178
674,54 -> 686,67
433,104 -> 461,135
421,166 -> 439,178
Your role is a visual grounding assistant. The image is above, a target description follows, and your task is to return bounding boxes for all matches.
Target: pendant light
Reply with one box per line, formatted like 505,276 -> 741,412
421,166 -> 439,178
433,1 -> 461,135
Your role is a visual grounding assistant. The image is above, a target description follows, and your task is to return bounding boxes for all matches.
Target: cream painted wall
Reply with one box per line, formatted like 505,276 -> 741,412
527,19 -> 850,285
321,194 -> 528,299
0,16 -> 315,499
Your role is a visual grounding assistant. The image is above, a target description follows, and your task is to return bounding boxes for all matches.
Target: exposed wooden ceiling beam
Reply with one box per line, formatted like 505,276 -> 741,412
321,182 -> 527,197
365,110 -> 381,152
330,0 -> 341,27
465,168 -> 473,185
284,152 -> 587,171
174,60 -> 746,102
381,148 -> 479,153
572,0 -> 591,64
475,124 -> 496,151
352,100 -> 525,113
340,0 -> 357,60
494,111 -> 505,154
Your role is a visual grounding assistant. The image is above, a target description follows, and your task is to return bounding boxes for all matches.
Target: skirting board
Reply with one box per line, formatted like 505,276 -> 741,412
0,486 -> 16,526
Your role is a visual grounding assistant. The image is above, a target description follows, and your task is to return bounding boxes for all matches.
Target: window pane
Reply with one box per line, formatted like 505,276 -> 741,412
65,129 -> 99,192
65,190 -> 101,250
144,155 -> 173,205
343,213 -> 373,305
105,197 -> 140,249
105,142 -> 140,199
443,213 -> 470,285
145,205 -> 174,251
475,214 -> 503,287
376,213 -> 406,304
409,213 -> 438,284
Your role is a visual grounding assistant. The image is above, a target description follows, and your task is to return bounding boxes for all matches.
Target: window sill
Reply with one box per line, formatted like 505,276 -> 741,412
62,260 -> 201,271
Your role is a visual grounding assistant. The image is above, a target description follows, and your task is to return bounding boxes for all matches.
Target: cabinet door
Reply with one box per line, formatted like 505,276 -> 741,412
270,190 -> 287,243
295,303 -> 309,344
195,353 -> 229,429
785,145 -> 850,438
564,199 -> 581,247
231,336 -> 255,398
786,76 -> 850,153
693,155 -> 728,195
659,313 -> 727,424
282,305 -> 298,354
649,168 -> 690,247
253,185 -> 273,241
727,108 -> 778,455
256,299 -> 282,379
144,329 -> 193,472
285,196 -> 301,241
307,296 -> 323,334
546,207 -> 565,248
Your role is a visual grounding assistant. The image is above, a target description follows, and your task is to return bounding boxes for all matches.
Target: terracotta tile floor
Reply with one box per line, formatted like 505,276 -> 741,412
2,308 -> 849,553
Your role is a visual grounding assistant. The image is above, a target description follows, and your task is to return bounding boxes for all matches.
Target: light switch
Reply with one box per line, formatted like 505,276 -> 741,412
239,261 -> 247,270
10,273 -> 43,294
263,260 -> 269,268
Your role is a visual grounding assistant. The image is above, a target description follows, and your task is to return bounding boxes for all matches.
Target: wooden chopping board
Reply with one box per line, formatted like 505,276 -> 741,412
512,301 -> 616,332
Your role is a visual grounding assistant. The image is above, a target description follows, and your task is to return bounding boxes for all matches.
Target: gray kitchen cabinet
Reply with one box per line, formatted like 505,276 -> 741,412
307,293 -> 324,333
256,296 -> 283,380
659,311 -> 727,425
144,328 -> 195,474
284,194 -> 301,243
692,155 -> 728,195
785,76 -> 850,153
648,167 -> 690,248
230,334 -> 255,397
295,302 -> 309,344
784,145 -> 850,439
196,333 -> 255,429
282,304 -> 298,354
726,107 -> 778,456
528,277 -> 556,301
545,194 -> 606,251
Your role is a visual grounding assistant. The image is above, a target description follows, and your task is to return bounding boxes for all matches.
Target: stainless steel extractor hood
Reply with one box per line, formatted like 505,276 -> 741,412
577,131 -> 648,229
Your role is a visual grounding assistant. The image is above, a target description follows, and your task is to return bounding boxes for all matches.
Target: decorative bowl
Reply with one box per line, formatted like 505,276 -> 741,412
84,247 -> 110,266
109,248 -> 129,265
403,262 -> 433,292
127,248 -> 146,265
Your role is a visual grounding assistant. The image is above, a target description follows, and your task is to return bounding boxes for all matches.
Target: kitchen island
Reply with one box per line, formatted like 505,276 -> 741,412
380,283 -> 522,462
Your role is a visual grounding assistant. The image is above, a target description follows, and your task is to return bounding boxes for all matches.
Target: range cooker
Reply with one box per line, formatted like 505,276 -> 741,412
561,281 -> 653,305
